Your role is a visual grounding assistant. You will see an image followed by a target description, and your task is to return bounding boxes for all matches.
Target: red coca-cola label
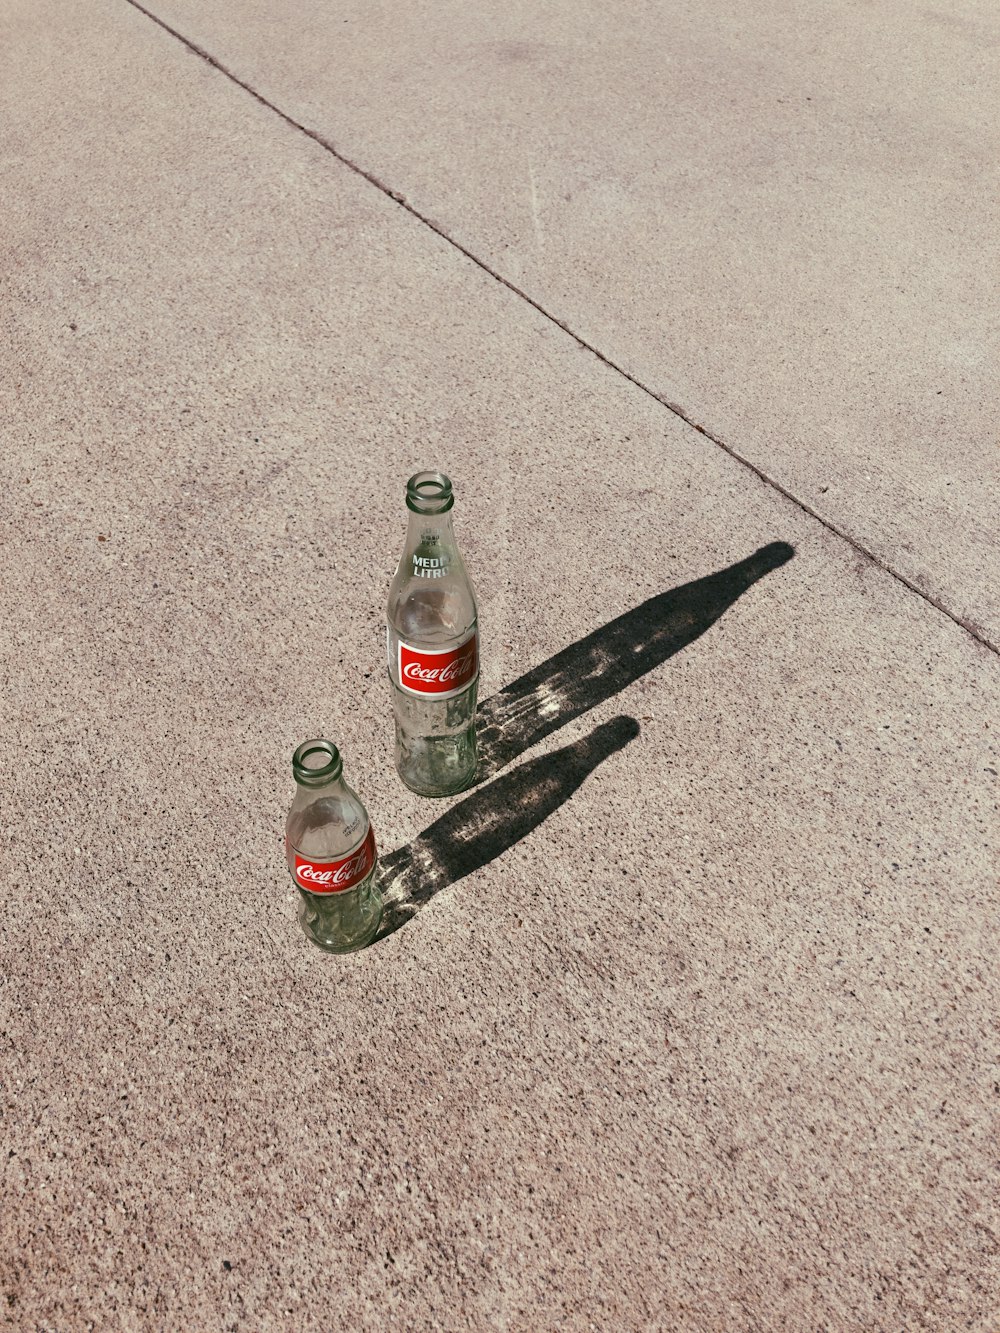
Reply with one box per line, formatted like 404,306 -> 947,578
398,630 -> 478,698
291,826 -> 377,895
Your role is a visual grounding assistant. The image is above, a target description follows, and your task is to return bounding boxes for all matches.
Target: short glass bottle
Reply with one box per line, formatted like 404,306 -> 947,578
284,740 -> 383,953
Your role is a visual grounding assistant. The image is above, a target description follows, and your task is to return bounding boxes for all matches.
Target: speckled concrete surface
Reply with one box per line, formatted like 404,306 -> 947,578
2,1 -> 998,1330
137,0 -> 1000,648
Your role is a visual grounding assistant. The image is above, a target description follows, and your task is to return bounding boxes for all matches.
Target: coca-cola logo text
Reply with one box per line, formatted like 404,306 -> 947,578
292,827 -> 376,894
398,632 -> 479,697
402,649 -> 474,686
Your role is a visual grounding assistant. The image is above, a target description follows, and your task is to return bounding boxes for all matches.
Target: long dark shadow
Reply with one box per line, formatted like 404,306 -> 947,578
377,716 -> 640,939
475,541 -> 794,782
375,542 -> 794,939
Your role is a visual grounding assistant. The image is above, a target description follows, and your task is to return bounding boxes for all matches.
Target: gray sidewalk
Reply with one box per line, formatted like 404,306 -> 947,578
2,1 -> 998,1329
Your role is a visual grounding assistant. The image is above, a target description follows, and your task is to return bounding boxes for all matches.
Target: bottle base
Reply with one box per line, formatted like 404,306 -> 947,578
395,726 -> 477,799
397,771 -> 477,799
297,889 -> 383,954
300,930 -> 382,955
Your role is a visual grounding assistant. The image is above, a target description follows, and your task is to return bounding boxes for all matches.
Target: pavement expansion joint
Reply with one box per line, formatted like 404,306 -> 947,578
125,0 -> 998,660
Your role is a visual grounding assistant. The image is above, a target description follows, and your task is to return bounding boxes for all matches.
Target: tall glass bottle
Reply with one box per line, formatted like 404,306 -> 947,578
284,739 -> 383,953
386,471 -> 479,797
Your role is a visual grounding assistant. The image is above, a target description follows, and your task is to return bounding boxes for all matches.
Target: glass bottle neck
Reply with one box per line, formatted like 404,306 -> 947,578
295,772 -> 347,795
291,739 -> 347,790
404,510 -> 458,578
406,509 -> 455,540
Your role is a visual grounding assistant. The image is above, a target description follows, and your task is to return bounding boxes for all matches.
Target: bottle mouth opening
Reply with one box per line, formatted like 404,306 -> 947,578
406,470 -> 454,515
292,739 -> 343,786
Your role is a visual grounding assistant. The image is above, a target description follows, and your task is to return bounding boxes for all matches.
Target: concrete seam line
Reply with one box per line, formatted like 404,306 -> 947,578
123,0 -> 998,659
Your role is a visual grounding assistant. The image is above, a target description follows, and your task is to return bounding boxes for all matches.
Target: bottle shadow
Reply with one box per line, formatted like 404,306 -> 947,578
375,542 -> 794,940
378,715 -> 640,937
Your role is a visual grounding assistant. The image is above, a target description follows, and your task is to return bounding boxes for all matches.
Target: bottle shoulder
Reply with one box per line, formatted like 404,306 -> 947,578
387,579 -> 478,643
285,787 -> 369,858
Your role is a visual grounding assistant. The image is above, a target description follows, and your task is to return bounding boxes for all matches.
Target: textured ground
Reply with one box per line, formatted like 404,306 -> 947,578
2,1 -> 998,1330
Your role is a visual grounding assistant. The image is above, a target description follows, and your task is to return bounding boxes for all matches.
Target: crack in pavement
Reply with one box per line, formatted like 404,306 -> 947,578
124,0 -> 998,658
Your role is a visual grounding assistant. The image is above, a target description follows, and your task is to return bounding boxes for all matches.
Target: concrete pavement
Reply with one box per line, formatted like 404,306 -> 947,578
2,1 -> 998,1329
137,0 -> 1000,648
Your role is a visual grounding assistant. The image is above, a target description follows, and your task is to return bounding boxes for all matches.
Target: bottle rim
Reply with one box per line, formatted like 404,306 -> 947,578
292,738 -> 343,786
406,470 -> 454,515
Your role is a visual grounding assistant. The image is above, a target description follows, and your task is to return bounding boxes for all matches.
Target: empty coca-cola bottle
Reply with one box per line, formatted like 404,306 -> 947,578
284,739 -> 383,952
387,471 -> 479,796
